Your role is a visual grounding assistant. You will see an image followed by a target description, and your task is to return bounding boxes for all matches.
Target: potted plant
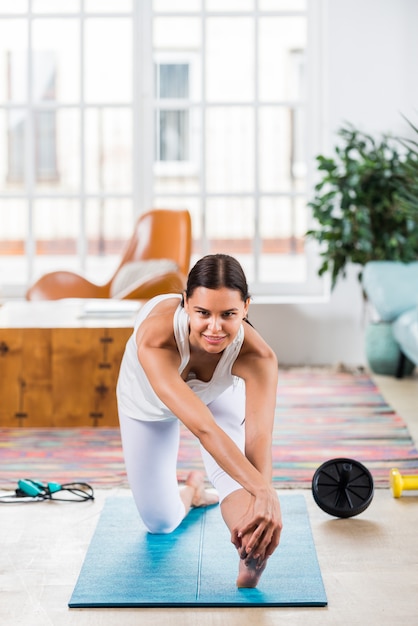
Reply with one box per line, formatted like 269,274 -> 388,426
306,122 -> 418,375
306,123 -> 418,289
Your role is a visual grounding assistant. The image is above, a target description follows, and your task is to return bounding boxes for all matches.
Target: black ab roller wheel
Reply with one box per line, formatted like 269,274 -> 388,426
312,458 -> 374,518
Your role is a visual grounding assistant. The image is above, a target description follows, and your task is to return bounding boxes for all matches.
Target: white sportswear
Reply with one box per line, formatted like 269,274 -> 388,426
116,293 -> 247,533
116,293 -> 244,422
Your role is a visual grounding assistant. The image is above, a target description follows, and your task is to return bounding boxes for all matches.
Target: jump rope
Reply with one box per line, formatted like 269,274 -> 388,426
0,478 -> 94,503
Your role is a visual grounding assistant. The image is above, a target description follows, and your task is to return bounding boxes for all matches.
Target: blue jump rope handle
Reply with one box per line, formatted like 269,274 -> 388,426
18,479 -> 44,496
47,482 -> 62,494
17,479 -> 62,496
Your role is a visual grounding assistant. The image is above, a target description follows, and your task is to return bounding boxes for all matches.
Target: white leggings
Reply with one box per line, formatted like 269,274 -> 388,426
118,383 -> 245,534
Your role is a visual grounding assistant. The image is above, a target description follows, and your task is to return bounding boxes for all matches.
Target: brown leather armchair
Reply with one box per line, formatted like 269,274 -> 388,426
26,209 -> 192,301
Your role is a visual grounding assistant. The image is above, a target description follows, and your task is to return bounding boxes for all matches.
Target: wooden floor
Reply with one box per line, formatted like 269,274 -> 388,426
1,371 -> 417,626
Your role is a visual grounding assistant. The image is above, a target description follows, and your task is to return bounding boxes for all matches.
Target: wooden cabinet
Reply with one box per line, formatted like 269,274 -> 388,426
0,301 -> 137,427
0,328 -> 53,427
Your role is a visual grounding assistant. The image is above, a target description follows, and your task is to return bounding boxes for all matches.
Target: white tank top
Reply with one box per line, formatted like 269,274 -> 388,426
116,293 -> 245,421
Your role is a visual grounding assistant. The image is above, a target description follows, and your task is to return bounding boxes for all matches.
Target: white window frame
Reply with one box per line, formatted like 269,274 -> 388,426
144,1 -> 327,300
0,0 -> 326,301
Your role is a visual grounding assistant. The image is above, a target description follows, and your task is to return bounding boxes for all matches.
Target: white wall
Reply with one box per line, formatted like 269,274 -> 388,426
251,266 -> 366,367
255,0 -> 418,367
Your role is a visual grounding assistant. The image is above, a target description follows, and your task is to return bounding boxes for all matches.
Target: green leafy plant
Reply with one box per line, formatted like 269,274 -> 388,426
397,115 -> 418,218
306,123 -> 418,289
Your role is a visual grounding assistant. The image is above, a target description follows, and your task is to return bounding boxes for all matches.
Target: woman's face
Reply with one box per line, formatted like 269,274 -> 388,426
184,287 -> 249,354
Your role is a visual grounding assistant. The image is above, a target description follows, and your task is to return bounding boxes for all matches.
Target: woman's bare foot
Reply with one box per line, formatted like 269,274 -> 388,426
185,471 -> 219,508
236,556 -> 267,588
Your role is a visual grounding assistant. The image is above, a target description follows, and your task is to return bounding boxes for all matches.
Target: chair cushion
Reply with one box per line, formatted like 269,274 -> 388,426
110,259 -> 179,298
362,261 -> 418,322
393,308 -> 418,365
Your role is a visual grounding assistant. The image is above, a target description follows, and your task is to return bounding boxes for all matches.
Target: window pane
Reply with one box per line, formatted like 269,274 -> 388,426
157,110 -> 189,161
85,19 -> 132,102
0,20 -> 27,103
34,110 -> 59,183
157,64 -> 189,99
155,63 -> 191,163
258,251 -> 307,284
0,1 -> 27,12
259,17 -> 306,102
0,199 -> 28,291
154,164 -> 200,194
32,0 -> 80,12
153,0 -> 201,10
154,17 -> 201,50
32,19 -> 79,103
206,197 -> 254,252
206,18 -> 253,102
85,199 -> 134,280
206,108 -> 254,192
206,0 -> 254,10
154,107 -> 201,193
0,199 -> 27,255
260,0 -> 306,10
206,197 -> 255,280
0,109 -> 26,188
85,108 -> 132,193
32,199 -> 79,276
259,196 -> 307,282
34,108 -> 79,192
85,0 -> 132,11
259,106 -> 306,192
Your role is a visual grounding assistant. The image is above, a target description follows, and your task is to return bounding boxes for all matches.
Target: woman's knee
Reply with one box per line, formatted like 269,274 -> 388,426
140,502 -> 185,534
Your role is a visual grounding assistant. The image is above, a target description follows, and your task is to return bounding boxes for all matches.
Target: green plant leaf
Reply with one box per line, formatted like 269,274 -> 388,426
305,119 -> 418,289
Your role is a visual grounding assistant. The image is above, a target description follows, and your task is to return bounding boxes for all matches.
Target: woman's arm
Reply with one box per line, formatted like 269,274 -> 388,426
141,350 -> 273,498
135,313 -> 272,501
231,324 -> 282,560
232,321 -> 278,478
242,356 -> 277,481
136,309 -> 282,559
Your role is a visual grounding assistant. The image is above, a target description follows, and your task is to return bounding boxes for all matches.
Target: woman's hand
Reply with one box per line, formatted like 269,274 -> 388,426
231,486 -> 282,565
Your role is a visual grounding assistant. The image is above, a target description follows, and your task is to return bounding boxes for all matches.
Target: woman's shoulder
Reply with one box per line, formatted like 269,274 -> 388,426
236,322 -> 277,368
145,294 -> 182,318
136,296 -> 181,348
233,338 -> 277,382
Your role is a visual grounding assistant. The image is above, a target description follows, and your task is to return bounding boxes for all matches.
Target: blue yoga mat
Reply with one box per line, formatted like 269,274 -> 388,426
69,494 -> 327,608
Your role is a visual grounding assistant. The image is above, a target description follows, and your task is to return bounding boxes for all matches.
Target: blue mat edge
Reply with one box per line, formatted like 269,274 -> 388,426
69,494 -> 328,609
69,601 -> 327,608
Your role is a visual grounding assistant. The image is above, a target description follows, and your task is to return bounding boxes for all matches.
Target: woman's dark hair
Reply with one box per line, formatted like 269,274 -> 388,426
184,254 -> 251,303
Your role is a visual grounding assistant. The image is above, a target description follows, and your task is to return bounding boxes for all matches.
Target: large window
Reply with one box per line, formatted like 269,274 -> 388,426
0,0 -> 323,299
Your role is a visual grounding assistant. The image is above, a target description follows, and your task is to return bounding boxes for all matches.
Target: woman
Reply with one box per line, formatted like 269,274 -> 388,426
117,253 -> 282,588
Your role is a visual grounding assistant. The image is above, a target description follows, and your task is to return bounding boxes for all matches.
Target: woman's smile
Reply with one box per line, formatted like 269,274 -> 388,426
202,333 -> 228,345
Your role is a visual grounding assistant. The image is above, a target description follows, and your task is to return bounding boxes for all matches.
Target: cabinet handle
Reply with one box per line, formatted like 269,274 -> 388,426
0,341 -> 9,356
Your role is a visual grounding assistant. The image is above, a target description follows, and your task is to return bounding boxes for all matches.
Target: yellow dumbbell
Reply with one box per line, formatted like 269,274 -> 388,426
390,468 -> 418,498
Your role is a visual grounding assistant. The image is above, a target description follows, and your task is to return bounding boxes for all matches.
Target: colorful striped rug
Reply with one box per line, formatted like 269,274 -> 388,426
1,369 -> 417,490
